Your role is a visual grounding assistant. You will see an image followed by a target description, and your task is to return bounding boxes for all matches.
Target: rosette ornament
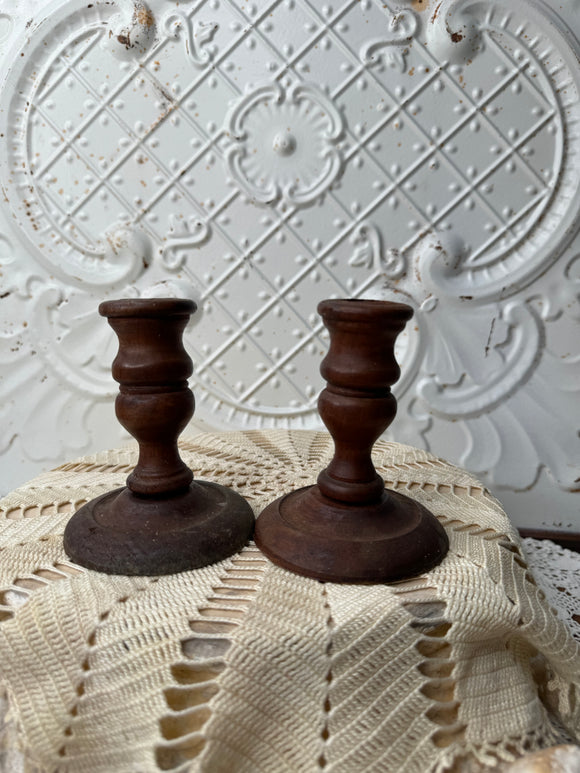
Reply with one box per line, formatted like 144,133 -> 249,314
224,81 -> 344,206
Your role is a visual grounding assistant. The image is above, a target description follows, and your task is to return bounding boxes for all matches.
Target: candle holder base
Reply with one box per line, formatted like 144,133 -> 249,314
63,298 -> 254,576
64,481 -> 254,576
255,298 -> 449,583
255,484 -> 448,583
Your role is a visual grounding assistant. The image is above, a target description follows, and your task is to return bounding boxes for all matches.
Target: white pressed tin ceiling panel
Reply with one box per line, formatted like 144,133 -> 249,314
0,0 -> 579,532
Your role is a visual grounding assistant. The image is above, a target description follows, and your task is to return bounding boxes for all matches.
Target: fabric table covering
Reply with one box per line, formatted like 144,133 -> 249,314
0,430 -> 578,772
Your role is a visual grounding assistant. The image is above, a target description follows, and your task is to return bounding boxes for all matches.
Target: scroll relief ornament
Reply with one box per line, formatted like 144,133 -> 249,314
223,82 -> 344,206
344,0 -> 580,493
162,11 -> 218,69
0,266 -> 204,476
0,0 -> 215,291
382,231 -> 580,492
360,8 -> 418,72
424,0 -> 485,65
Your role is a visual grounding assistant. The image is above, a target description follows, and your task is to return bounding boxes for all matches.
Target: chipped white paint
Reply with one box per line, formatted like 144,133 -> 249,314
0,0 -> 578,533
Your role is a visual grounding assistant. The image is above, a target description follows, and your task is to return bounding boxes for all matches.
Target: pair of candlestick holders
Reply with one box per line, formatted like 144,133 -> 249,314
63,297 -> 448,583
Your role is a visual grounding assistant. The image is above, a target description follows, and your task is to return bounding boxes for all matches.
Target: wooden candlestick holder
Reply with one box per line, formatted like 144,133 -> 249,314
254,298 -> 449,583
63,298 -> 254,576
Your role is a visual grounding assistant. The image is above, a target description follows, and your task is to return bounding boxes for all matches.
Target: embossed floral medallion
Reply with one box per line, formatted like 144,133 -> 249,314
224,82 -> 344,206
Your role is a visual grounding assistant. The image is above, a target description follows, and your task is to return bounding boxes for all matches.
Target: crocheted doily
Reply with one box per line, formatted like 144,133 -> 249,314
0,431 -> 578,773
521,539 -> 580,645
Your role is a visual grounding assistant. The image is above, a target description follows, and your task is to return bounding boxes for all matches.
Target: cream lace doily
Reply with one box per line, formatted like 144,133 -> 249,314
0,431 -> 578,773
522,540 -> 580,644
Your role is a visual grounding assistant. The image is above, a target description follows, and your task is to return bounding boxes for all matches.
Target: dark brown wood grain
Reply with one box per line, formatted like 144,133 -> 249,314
255,298 -> 449,583
519,528 -> 580,553
63,298 -> 254,576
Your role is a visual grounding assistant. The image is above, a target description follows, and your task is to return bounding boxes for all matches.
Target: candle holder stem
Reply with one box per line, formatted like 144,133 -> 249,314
63,298 -> 254,576
254,298 -> 449,583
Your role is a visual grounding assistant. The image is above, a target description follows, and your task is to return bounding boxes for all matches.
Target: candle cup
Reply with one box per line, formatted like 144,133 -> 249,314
254,298 -> 449,583
63,298 -> 254,576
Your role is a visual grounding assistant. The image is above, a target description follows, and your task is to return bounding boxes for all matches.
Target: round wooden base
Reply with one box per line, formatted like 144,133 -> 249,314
63,481 -> 254,576
254,485 -> 449,583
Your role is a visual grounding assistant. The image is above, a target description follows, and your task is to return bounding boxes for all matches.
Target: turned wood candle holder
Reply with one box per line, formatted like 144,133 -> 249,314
63,298 -> 254,575
254,298 -> 449,583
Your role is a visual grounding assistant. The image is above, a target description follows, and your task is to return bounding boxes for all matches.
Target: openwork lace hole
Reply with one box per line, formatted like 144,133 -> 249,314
188,619 -> 239,634
426,701 -> 460,726
420,679 -> 455,702
182,637 -> 232,660
432,724 -> 467,748
416,640 -> 452,658
419,661 -> 455,678
170,663 -> 226,685
155,738 -> 206,770
156,547 -> 266,770
164,684 -> 219,712
160,707 -> 213,740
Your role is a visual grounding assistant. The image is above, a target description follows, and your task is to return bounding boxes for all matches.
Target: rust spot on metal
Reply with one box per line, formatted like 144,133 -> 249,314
135,7 -> 155,27
155,83 -> 174,105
